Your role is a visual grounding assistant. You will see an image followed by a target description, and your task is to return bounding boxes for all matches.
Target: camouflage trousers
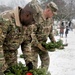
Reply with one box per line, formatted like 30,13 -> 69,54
31,46 -> 50,70
21,43 -> 33,65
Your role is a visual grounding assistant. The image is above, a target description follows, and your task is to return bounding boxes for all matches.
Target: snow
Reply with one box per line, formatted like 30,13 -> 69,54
48,29 -> 75,75
17,29 -> 75,75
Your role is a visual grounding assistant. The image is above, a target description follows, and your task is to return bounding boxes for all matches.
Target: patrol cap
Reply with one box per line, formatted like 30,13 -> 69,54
47,1 -> 58,15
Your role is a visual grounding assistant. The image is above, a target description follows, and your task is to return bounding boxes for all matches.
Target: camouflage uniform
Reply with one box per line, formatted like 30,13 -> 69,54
0,7 -> 33,72
29,1 -> 56,70
31,18 -> 55,70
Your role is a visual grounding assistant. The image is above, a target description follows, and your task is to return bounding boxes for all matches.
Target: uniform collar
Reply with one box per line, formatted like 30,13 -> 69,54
13,6 -> 22,27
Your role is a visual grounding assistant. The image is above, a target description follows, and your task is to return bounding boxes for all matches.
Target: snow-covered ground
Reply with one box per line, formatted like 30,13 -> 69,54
49,29 -> 75,75
17,29 -> 75,75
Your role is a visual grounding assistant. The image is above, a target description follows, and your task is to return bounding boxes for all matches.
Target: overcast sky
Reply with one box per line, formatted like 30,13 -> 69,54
0,0 -> 31,3
0,0 -> 32,7
0,0 -> 74,7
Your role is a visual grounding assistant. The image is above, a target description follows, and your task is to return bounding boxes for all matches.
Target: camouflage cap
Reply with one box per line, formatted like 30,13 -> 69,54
47,1 -> 58,15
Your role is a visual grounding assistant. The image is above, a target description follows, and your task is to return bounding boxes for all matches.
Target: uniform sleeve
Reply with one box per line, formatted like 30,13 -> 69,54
0,21 -> 9,71
21,41 -> 33,65
49,25 -> 56,43
31,24 -> 39,46
21,24 -> 38,64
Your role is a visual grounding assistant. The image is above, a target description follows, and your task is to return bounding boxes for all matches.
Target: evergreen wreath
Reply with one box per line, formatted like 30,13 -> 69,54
4,62 -> 51,75
42,39 -> 65,52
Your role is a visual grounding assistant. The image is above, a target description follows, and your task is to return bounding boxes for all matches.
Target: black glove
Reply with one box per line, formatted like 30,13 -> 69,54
26,62 -> 33,71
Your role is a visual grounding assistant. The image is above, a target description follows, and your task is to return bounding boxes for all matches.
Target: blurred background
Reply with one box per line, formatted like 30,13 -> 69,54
0,0 -> 75,20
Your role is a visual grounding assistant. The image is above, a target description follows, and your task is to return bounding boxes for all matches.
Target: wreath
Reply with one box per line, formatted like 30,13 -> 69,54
4,62 -> 51,75
41,39 -> 65,52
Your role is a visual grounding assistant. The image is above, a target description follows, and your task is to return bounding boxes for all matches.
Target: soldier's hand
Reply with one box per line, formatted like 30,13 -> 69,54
37,43 -> 47,52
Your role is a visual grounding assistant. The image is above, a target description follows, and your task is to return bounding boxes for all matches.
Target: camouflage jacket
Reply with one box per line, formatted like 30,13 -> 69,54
36,18 -> 54,42
0,7 -> 33,69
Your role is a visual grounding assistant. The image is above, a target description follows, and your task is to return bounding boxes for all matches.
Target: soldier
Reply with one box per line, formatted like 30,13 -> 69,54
30,1 -> 58,70
0,5 -> 37,74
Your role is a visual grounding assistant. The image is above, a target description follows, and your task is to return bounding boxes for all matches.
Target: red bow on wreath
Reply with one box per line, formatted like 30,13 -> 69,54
26,72 -> 33,75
